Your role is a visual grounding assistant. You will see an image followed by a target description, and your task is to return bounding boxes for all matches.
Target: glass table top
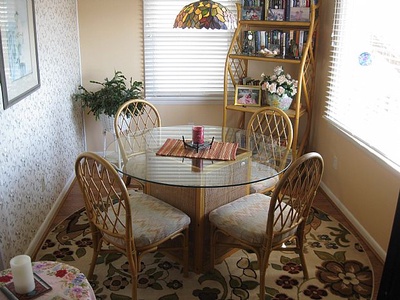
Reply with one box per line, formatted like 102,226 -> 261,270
107,125 -> 291,188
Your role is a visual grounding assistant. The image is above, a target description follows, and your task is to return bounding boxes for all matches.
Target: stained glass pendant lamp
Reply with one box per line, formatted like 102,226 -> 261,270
173,1 -> 236,30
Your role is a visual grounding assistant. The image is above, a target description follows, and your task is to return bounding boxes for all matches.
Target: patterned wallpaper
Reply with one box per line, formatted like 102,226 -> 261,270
0,0 -> 84,268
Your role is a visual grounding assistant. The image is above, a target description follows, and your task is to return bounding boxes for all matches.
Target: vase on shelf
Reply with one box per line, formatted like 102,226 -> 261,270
266,93 -> 293,110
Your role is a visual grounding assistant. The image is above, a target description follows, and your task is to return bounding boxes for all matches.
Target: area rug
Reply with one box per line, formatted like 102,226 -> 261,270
36,207 -> 374,299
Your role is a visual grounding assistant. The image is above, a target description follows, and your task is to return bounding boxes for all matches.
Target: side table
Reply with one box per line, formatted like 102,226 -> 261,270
0,261 -> 95,299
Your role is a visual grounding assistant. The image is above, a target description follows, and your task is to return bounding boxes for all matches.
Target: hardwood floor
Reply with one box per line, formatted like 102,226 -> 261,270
43,179 -> 384,299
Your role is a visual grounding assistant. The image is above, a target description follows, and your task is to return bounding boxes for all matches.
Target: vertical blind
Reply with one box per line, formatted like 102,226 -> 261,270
143,0 -> 236,104
326,0 -> 400,169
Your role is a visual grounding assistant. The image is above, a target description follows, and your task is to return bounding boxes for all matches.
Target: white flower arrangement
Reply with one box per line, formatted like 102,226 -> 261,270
260,66 -> 298,98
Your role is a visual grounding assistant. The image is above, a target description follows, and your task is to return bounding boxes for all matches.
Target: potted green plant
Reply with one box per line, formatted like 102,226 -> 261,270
73,70 -> 143,127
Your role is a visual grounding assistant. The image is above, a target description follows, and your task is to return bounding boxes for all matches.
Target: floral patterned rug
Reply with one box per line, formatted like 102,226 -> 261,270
36,207 -> 374,300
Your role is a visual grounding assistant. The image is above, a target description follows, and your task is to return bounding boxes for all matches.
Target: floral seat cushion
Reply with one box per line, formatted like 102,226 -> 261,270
209,193 -> 297,246
105,190 -> 190,248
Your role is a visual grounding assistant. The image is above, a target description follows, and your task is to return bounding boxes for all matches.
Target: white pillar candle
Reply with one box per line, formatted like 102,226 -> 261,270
10,255 -> 35,294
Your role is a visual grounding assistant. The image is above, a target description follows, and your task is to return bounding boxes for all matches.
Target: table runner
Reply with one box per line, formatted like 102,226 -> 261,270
156,138 -> 238,160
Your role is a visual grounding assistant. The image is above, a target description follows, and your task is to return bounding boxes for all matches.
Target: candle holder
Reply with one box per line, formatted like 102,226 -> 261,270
182,136 -> 214,153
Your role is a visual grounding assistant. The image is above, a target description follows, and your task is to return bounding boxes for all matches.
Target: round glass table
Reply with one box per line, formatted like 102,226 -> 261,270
106,125 -> 291,273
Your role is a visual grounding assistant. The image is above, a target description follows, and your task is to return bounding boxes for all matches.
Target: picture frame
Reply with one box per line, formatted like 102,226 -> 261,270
289,7 -> 310,22
241,6 -> 263,21
1,0 -> 40,110
267,8 -> 285,21
234,85 -> 261,106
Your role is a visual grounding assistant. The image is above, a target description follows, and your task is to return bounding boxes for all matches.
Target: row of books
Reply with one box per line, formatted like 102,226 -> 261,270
242,29 -> 309,59
241,0 -> 312,22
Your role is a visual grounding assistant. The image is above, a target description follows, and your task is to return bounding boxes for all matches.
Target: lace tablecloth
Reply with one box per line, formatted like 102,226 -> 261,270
0,261 -> 95,300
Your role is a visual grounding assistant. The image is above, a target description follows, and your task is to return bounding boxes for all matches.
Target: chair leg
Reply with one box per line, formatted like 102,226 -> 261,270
88,230 -> 101,280
210,224 -> 216,269
128,254 -> 138,300
125,175 -> 131,186
298,237 -> 309,279
183,227 -> 190,277
259,252 -> 270,300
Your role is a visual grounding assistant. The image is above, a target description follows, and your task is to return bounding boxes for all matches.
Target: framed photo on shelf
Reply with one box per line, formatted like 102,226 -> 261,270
267,8 -> 284,21
241,6 -> 263,20
289,7 -> 310,22
1,0 -> 40,110
234,85 -> 261,107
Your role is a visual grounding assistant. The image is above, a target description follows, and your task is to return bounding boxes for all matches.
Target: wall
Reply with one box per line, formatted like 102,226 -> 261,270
78,0 -> 400,260
0,0 -> 84,268
311,0 -> 400,260
77,0 -> 225,152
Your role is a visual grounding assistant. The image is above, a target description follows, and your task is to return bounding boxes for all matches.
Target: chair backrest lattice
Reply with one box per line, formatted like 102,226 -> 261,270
75,152 -> 133,250
267,152 -> 324,246
114,99 -> 161,164
246,107 -> 293,170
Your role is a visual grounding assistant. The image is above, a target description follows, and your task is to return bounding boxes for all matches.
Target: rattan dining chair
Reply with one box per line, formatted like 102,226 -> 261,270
75,152 -> 190,300
246,106 -> 293,194
209,152 -> 324,299
114,99 -> 161,187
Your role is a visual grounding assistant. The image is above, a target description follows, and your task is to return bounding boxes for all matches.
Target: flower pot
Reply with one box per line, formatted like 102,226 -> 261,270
99,113 -> 130,133
266,93 -> 293,110
99,114 -> 115,132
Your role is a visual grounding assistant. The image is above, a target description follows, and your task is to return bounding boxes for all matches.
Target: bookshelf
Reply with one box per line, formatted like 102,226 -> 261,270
223,1 -> 320,159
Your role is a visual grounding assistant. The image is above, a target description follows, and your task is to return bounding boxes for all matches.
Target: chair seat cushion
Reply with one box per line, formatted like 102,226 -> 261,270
106,190 -> 190,249
209,193 -> 296,246
124,153 -> 146,179
250,161 -> 279,193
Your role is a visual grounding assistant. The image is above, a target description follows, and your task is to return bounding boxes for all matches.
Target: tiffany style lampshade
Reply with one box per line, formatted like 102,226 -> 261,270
173,0 -> 236,30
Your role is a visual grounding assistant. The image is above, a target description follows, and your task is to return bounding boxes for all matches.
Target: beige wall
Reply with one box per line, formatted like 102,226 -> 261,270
77,0 -> 400,260
77,0 -> 224,151
77,0 -> 144,150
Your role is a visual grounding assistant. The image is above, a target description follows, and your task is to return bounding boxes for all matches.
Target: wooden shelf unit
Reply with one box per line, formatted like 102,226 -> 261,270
223,2 -> 320,159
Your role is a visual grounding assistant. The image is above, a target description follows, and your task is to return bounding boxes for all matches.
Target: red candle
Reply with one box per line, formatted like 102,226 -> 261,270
192,126 -> 204,144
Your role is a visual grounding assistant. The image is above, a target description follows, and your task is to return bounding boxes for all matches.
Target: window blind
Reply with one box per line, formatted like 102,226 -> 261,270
143,0 -> 236,104
326,0 -> 400,169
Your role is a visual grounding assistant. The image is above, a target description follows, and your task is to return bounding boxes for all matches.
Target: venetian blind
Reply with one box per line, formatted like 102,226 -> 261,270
143,0 -> 236,104
326,0 -> 400,169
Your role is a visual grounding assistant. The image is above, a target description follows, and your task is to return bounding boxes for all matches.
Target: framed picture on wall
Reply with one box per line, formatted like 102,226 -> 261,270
0,0 -> 40,110
234,85 -> 261,106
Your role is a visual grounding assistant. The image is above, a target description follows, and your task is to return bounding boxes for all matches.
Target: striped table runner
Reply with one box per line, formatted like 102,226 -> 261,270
156,138 -> 238,160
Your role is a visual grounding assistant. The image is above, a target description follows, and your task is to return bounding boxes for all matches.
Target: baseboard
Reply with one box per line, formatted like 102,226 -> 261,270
320,181 -> 386,262
26,173 -> 76,259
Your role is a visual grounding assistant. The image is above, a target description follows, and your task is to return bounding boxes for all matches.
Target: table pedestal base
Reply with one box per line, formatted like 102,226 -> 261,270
147,183 -> 249,273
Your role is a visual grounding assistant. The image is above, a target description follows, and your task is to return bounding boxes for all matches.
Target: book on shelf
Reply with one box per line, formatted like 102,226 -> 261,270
242,31 -> 255,55
241,28 -> 309,59
242,0 -> 261,5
